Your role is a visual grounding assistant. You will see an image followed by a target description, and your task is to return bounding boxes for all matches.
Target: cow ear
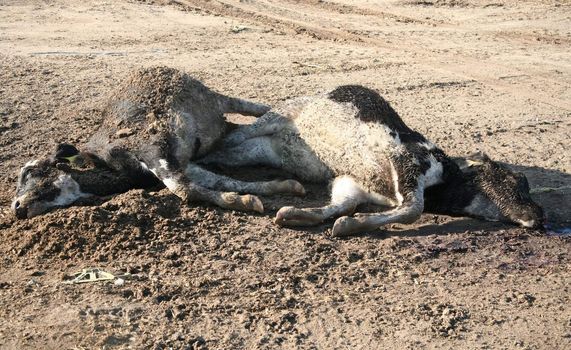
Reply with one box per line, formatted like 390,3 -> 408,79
462,151 -> 492,167
465,159 -> 484,167
55,144 -> 80,163
467,151 -> 490,162
452,158 -> 472,171
452,155 -> 489,173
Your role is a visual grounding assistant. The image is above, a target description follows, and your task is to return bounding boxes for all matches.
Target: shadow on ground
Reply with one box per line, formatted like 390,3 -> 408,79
510,164 -> 571,229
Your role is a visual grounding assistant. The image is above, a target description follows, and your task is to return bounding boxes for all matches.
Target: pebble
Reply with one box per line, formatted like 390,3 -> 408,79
116,128 -> 134,138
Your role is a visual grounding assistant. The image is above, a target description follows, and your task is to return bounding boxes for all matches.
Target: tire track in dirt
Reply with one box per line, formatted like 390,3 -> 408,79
175,0 -> 367,41
284,0 -> 445,26
176,0 -> 570,111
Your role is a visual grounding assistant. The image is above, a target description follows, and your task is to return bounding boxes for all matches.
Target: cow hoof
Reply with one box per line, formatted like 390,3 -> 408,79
273,180 -> 306,196
222,193 -> 264,213
242,194 -> 264,213
274,206 -> 322,226
330,216 -> 359,237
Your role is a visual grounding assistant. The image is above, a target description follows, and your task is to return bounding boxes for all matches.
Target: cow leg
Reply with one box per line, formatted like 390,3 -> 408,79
148,158 -> 264,213
184,163 -> 305,196
200,136 -> 282,168
274,176 -> 369,227
222,111 -> 290,147
330,180 -> 424,237
221,96 -> 270,117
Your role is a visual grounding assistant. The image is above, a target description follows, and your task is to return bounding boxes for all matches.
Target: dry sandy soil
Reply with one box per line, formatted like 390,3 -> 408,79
0,0 -> 570,349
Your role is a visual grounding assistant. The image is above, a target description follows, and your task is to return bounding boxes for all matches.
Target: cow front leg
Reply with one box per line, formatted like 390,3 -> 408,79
275,176 -> 368,226
330,182 -> 424,237
149,159 -> 263,213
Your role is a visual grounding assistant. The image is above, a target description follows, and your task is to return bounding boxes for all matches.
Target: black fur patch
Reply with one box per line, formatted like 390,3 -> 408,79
424,175 -> 478,216
423,153 -> 475,215
55,143 -> 79,159
328,85 -> 426,143
164,133 -> 181,170
391,150 -> 422,203
328,85 -> 401,125
408,145 -> 458,178
103,146 -> 161,190
35,185 -> 60,203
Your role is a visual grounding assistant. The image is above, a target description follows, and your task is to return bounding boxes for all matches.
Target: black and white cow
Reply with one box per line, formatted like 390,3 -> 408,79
202,85 -> 545,236
11,67 -> 305,219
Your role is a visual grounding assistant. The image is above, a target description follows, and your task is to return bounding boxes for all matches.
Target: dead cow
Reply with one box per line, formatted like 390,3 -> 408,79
202,85 -> 545,236
11,67 -> 305,219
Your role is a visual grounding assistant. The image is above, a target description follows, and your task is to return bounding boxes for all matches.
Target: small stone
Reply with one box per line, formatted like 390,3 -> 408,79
26,278 -> 39,286
231,25 -> 248,33
446,240 -> 468,253
116,128 -> 134,138
347,251 -> 363,263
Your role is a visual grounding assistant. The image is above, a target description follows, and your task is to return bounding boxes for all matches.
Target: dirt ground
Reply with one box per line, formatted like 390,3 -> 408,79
0,0 -> 570,349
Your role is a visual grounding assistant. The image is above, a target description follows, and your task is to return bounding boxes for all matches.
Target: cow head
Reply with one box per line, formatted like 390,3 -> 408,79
456,153 -> 544,228
11,144 -> 89,219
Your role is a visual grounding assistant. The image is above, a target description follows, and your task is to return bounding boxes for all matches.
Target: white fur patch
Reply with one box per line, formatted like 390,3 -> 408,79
389,160 -> 404,205
24,159 -> 39,168
49,174 -> 89,206
19,159 -> 39,179
464,195 -> 501,221
424,154 -> 444,187
368,191 -> 398,207
332,176 -> 398,207
516,219 -> 535,228
140,162 -> 150,171
420,142 -> 436,150
162,177 -> 180,192
159,159 -> 169,171
331,176 -> 367,205
365,124 -> 402,149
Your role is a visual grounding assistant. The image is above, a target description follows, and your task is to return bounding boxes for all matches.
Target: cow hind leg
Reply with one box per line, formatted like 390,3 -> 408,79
184,163 -> 305,196
275,176 -> 369,227
222,96 -> 271,117
222,112 -> 289,147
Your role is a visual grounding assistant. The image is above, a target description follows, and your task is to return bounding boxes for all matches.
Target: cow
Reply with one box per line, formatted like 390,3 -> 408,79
201,85 -> 545,236
11,67 -> 305,219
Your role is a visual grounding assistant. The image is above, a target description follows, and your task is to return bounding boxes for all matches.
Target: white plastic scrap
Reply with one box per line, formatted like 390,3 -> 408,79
63,268 -> 116,284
